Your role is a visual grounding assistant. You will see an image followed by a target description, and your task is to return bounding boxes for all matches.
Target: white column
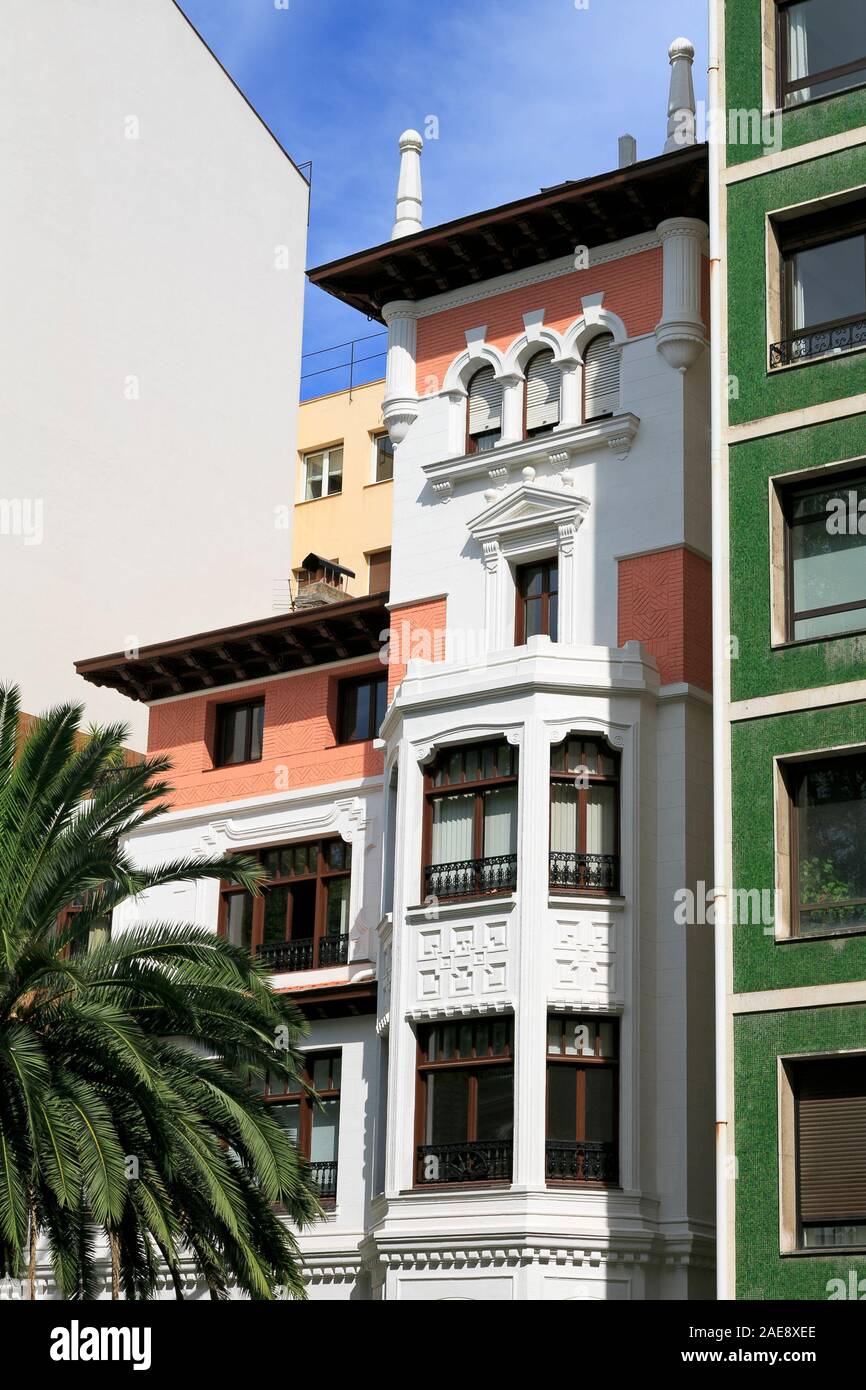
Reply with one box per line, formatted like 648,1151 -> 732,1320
654,217 -> 708,372
382,299 -> 419,443
391,130 -> 423,240
513,714 -> 548,1189
557,358 -> 582,429
556,520 -> 579,644
482,538 -> 503,652
499,374 -> 524,445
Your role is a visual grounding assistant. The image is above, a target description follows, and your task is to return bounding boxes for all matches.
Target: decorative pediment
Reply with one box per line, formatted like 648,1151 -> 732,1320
468,479 -> 590,548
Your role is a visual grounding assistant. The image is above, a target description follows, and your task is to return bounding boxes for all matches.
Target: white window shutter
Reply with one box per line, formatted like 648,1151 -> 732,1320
468,366 -> 503,436
584,333 -> 619,420
525,349 -> 561,431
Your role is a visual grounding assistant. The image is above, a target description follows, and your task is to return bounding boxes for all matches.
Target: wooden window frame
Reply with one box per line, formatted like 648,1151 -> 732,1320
265,1051 -> 341,1206
781,465 -> 866,643
302,445 -> 344,501
218,837 -> 351,967
545,1015 -> 619,1187
515,557 -> 559,644
421,741 -> 519,902
781,227 -> 866,344
790,1054 -> 866,1250
549,736 -> 621,894
336,671 -> 387,744
465,366 -> 503,455
213,697 -> 265,769
414,1020 -> 513,1187
775,0 -> 866,111
782,750 -> 866,938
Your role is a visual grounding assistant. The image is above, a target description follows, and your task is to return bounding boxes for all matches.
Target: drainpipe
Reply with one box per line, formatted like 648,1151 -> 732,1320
708,0 -> 731,1302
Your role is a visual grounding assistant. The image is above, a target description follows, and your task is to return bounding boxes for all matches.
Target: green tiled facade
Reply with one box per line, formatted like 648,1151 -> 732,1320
724,0 -> 866,1300
734,1007 -> 866,1300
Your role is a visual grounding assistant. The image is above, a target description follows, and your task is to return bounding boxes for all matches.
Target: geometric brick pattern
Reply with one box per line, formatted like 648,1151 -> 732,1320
617,545 -> 712,691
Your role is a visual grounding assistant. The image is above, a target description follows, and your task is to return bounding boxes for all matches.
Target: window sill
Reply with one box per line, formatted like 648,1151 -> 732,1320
408,890 -> 517,914
363,478 -> 393,490
781,1243 -> 866,1259
770,625 -> 866,652
548,891 -> 625,910
778,78 -> 866,117
207,757 -> 264,773
421,412 -> 640,488
775,923 -> 866,945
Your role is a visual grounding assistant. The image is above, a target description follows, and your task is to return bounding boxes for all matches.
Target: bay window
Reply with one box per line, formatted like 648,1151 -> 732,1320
415,1018 -> 514,1186
266,1052 -> 341,1206
777,0 -> 866,108
423,740 -> 518,901
220,837 -> 352,970
546,1014 -> 619,1185
549,735 -> 620,892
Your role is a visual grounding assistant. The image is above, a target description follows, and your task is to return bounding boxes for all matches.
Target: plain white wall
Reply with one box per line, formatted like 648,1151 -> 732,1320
0,0 -> 308,743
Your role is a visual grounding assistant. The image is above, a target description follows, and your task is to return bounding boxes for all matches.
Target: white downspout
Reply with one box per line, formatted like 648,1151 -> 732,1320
708,0 -> 731,1302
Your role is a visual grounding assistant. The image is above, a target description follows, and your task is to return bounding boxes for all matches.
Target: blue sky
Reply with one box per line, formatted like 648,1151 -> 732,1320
176,0 -> 707,395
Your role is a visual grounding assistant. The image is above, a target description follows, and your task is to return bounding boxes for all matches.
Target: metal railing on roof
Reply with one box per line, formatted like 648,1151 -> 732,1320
300,330 -> 387,401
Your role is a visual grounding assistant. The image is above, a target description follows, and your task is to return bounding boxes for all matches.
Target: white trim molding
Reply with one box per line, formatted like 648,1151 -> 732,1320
423,412 -> 640,489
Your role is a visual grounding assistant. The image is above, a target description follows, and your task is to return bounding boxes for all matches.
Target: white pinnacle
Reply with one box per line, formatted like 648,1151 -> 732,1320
391,130 -> 423,240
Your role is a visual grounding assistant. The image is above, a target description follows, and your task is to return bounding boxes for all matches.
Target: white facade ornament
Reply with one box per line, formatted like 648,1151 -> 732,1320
663,37 -> 696,152
431,479 -> 453,503
382,299 -> 419,443
654,217 -> 708,372
391,129 -> 423,239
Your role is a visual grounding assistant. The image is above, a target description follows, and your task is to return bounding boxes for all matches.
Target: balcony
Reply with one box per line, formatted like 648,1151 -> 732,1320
546,1140 -> 618,1185
424,854 -> 517,902
770,316 -> 866,368
549,851 -> 619,893
416,1139 -> 513,1186
256,933 -> 349,973
310,1160 -> 338,1207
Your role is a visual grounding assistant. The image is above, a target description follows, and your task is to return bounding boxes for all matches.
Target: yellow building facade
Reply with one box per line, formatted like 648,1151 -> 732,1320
293,378 -> 392,597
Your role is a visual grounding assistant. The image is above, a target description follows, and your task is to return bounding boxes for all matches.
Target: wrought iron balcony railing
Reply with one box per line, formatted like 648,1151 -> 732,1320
424,854 -> 517,901
545,1140 -> 618,1184
416,1139 -> 513,1186
256,933 -> 349,973
549,851 -> 619,893
770,316 -> 866,368
310,1160 -> 338,1205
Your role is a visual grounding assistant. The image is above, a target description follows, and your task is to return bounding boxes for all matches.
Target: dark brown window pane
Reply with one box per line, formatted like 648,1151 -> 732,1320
476,1067 -> 513,1140
585,1068 -> 616,1143
215,700 -> 264,767
426,1071 -> 469,1144
225,892 -> 252,949
794,754 -> 866,932
262,884 -> 290,945
548,1066 -> 578,1141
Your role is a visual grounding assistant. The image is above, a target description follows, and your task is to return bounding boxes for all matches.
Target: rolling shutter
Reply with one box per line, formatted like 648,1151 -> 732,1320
525,350 -> 560,432
584,333 -> 619,420
468,367 -> 503,438
797,1057 -> 866,1225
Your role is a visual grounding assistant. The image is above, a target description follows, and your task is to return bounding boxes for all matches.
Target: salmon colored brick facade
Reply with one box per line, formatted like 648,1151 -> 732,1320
618,546 -> 712,692
148,660 -> 384,810
415,249 -> 664,391
385,596 -> 448,699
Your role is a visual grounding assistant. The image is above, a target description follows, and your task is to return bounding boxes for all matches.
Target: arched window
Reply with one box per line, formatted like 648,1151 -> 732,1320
583,333 -> 619,421
524,348 -> 561,437
466,366 -> 503,453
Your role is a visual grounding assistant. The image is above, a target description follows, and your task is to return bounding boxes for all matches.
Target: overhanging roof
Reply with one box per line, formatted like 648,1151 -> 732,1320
308,144 -> 708,321
75,592 -> 390,704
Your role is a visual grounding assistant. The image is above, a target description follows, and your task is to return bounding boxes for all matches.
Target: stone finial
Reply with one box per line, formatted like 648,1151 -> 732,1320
663,37 -> 696,153
391,130 -> 423,240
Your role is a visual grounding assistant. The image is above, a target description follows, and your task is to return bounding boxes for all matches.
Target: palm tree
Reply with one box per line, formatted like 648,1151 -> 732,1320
0,683 -> 321,1300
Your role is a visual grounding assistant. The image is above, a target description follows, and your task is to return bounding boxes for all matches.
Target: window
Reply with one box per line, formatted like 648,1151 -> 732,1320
792,1056 -> 866,1249
466,366 -> 503,453
781,466 -> 866,640
220,838 -> 351,970
550,736 -> 620,892
55,898 -> 112,959
783,751 -> 866,935
423,740 -> 518,901
515,558 -> 558,643
372,432 -> 394,482
772,202 -> 866,366
777,0 -> 866,108
367,547 -> 391,594
546,1015 -> 619,1185
303,446 -> 343,500
266,1052 -> 341,1206
524,349 -> 560,437
214,698 -> 264,768
337,672 -> 387,743
415,1018 -> 513,1186
584,333 -> 619,420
